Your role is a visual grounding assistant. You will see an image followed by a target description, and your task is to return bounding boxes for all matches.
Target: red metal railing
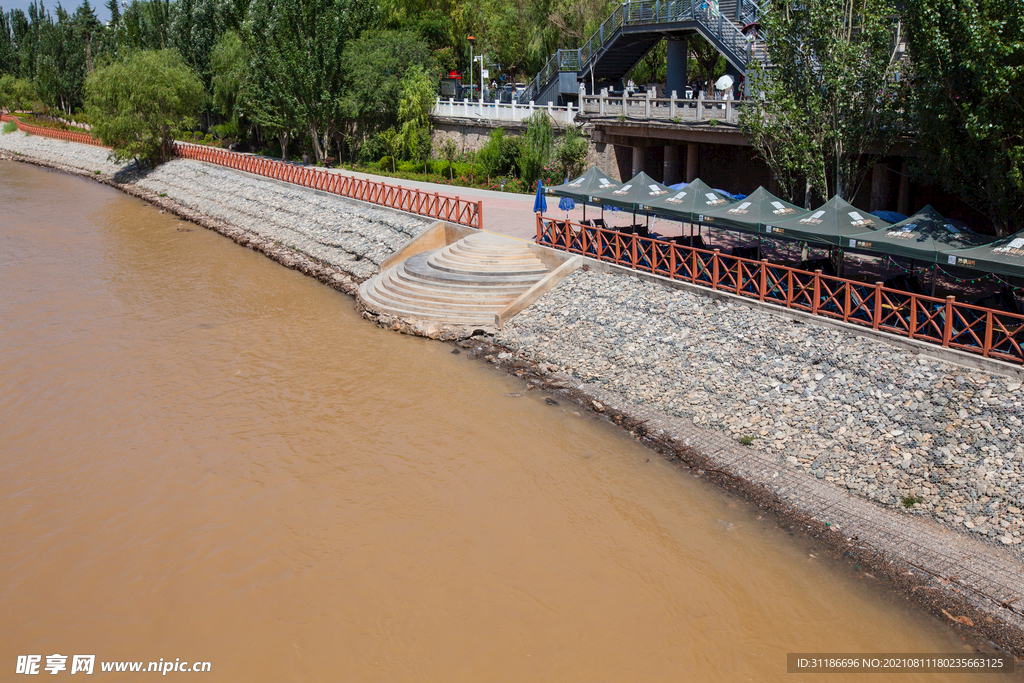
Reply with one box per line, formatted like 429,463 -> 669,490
539,216 -> 1024,365
0,113 -> 483,229
171,142 -> 482,229
1,112 -> 103,146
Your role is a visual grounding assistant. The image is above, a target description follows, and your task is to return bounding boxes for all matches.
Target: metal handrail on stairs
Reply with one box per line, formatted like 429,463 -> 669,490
521,0 -> 760,105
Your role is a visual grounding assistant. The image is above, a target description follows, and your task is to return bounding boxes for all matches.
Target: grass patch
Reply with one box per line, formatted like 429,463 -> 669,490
94,170 -> 102,174
158,192 -> 168,197
2,120 -> 18,134
901,494 -> 925,508
738,435 -> 757,446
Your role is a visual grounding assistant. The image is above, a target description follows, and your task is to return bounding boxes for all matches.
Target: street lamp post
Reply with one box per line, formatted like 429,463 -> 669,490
467,35 -> 475,100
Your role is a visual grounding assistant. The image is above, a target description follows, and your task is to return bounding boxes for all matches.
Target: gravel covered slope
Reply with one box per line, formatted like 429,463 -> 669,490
134,160 -> 431,280
497,270 -> 1024,551
0,130 -> 123,175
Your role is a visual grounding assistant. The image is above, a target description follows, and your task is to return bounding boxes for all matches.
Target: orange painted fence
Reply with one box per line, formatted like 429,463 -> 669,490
170,143 -> 482,228
538,216 -> 1024,365
1,112 -> 103,146
0,113 -> 483,229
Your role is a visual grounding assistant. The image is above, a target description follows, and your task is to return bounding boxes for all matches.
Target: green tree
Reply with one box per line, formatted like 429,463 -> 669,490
169,0 -> 226,85
903,0 -> 1024,236
397,64 -> 436,172
210,28 -> 248,123
740,0 -> 905,204
85,48 -> 204,165
245,0 -> 376,164
341,29 -> 433,139
517,110 -> 553,186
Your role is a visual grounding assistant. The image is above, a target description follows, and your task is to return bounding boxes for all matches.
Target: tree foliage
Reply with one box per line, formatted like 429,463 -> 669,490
397,64 -> 437,171
740,0 -> 905,205
517,110 -> 553,186
0,73 -> 41,111
903,0 -> 1024,236
85,48 -> 204,164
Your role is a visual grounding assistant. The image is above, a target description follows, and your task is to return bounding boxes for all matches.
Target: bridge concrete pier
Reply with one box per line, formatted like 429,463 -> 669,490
632,145 -> 646,176
664,145 -> 682,186
666,39 -> 688,100
685,142 -> 699,182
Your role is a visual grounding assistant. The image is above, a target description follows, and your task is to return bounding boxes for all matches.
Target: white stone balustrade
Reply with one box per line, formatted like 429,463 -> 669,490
432,98 -> 578,125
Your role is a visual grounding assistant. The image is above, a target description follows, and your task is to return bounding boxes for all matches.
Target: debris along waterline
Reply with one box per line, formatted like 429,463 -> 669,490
455,334 -> 1024,659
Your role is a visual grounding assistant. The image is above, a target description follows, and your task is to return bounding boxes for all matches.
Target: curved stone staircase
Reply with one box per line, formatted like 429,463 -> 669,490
357,232 -> 551,333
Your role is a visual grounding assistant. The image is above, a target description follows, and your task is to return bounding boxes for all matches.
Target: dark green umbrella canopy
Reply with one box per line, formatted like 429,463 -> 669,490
764,195 -> 889,246
641,178 -> 734,222
546,166 -> 621,202
586,171 -> 676,211
942,229 -> 1024,278
845,205 -> 991,263
698,186 -> 805,234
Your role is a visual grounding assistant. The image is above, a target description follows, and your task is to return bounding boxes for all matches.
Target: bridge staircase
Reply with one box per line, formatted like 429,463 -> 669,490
522,0 -> 766,106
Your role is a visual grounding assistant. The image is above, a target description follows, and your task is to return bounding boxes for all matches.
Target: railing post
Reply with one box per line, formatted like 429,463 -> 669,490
670,90 -> 677,119
984,311 -> 994,356
670,243 -> 677,278
942,295 -> 954,347
600,88 -> 608,115
908,295 -> 916,338
759,259 -> 767,301
812,270 -> 822,316
712,249 -> 720,289
844,282 -> 853,323
536,213 -> 543,243
872,282 -> 883,330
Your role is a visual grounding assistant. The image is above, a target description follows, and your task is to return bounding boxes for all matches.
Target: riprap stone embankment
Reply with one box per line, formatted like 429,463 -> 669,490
496,270 -> 1024,554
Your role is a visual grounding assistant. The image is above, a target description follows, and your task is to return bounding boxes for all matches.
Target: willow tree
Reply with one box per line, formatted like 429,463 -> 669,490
740,0 -> 906,205
85,49 -> 204,165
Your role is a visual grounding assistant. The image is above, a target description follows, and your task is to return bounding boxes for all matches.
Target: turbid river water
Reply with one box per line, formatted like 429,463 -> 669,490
0,160 -> 1018,681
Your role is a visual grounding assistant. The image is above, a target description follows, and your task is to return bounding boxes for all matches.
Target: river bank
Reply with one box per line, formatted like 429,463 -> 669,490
3,130 -> 1024,658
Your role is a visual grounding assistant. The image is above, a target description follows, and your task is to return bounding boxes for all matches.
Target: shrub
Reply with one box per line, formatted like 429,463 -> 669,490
553,124 -> 589,179
379,155 -> 394,171
85,49 -> 205,166
2,120 -> 17,134
517,111 -> 554,187
0,75 -> 42,112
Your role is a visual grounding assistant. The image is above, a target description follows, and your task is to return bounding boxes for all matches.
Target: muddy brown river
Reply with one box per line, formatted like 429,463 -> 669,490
0,161 -> 1017,681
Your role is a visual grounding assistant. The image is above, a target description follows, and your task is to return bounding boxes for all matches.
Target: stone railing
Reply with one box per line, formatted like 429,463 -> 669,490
432,98 -> 578,126
579,90 -> 744,124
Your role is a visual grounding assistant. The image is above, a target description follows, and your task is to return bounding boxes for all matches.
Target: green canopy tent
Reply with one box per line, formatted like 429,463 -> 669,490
640,178 -> 734,247
763,195 -> 889,246
586,171 -> 677,232
698,186 -> 806,259
942,230 -> 1024,280
545,166 -> 622,223
846,205 -> 992,293
762,195 -> 891,274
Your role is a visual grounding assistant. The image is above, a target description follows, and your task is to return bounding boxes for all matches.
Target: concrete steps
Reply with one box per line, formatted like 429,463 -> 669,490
358,232 -> 551,330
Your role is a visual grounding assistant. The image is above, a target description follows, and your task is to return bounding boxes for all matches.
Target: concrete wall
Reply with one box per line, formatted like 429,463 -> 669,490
430,117 -> 622,181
